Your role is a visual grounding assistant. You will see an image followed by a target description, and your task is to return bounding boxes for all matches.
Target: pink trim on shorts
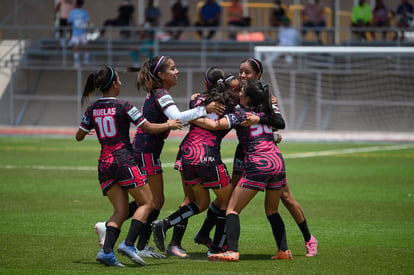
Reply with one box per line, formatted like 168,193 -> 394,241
139,152 -> 162,175
119,165 -> 147,188
238,176 -> 286,191
184,164 -> 230,189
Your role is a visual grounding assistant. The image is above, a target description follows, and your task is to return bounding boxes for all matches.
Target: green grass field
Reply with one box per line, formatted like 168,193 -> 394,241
0,136 -> 413,274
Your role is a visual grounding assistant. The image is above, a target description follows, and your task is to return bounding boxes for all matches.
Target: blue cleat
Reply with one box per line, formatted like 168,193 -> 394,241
117,241 -> 146,266
96,249 -> 125,267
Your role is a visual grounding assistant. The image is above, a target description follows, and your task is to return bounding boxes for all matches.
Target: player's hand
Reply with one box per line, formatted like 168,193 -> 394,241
271,95 -> 278,105
88,129 -> 96,135
241,113 -> 260,126
191,93 -> 200,100
167,119 -> 183,130
274,133 -> 283,144
206,101 -> 225,114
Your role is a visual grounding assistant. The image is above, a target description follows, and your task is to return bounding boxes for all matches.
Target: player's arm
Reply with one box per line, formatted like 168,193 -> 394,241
139,119 -> 183,134
75,128 -> 88,141
164,101 -> 224,122
241,113 -> 285,129
190,116 -> 229,131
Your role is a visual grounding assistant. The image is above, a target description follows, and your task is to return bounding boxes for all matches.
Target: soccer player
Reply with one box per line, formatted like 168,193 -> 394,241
195,57 -> 318,257
188,79 -> 290,262
93,56 -> 225,258
75,66 -> 182,267
150,67 -> 239,255
163,67 -> 240,258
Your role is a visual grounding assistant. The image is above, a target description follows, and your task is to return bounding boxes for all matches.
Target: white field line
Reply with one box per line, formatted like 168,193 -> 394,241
1,144 -> 414,171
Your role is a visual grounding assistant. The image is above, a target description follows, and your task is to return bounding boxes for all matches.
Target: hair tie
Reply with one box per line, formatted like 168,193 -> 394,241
217,78 -> 224,84
152,56 -> 165,75
102,67 -> 114,89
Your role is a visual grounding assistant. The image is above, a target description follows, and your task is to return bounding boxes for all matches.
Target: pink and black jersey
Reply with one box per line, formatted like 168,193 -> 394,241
79,97 -> 146,161
226,107 -> 282,174
180,94 -> 231,166
133,89 -> 174,156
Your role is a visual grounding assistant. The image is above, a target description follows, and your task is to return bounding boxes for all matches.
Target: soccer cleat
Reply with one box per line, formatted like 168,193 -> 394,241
208,251 -> 239,262
271,250 -> 293,260
96,249 -> 125,267
167,244 -> 189,258
207,247 -> 220,257
137,245 -> 166,259
194,233 -> 212,248
151,219 -> 167,252
206,244 -> 225,256
117,241 -> 146,266
305,235 -> 318,257
94,222 -> 106,248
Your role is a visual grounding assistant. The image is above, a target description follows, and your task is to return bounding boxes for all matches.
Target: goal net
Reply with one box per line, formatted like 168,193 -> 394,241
254,46 -> 414,136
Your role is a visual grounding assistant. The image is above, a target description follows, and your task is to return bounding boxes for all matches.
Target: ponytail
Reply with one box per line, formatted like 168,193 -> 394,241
81,66 -> 117,106
127,56 -> 169,93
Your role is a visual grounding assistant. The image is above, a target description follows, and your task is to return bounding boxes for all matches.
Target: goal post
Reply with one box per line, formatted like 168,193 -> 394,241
254,46 -> 414,134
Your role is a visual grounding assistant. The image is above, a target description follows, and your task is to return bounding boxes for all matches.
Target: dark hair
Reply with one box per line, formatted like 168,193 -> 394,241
81,66 -> 117,106
243,79 -> 274,117
204,66 -> 225,89
201,67 -> 237,112
126,55 -> 171,93
241,58 -> 263,78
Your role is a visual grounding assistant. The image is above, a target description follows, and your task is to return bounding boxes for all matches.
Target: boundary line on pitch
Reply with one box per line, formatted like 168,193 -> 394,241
1,143 -> 413,171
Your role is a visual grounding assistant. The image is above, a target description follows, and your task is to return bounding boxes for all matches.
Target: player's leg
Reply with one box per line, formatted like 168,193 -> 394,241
136,173 -> 166,258
265,188 -> 292,260
167,172 -> 194,258
281,183 -> 318,256
208,184 -> 258,262
208,183 -> 233,255
116,181 -> 153,266
96,183 -> 129,267
152,182 -> 207,252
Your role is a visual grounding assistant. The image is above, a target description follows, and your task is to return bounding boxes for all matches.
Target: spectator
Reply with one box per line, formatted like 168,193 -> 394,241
396,0 -> 413,40
67,0 -> 90,66
53,0 -> 75,47
165,0 -> 190,40
270,0 -> 286,28
227,0 -> 249,40
264,17 -> 300,66
145,0 -> 161,27
351,0 -> 372,40
195,0 -> 222,40
301,0 -> 326,44
101,0 -> 135,39
372,0 -> 393,40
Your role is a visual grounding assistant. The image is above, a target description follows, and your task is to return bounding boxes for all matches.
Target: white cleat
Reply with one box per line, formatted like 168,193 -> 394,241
137,245 -> 166,259
94,222 -> 106,248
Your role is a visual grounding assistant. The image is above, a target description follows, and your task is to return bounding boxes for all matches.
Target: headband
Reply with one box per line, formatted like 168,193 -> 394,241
152,56 -> 165,75
225,75 -> 235,84
102,67 -> 114,89
205,67 -> 214,87
248,58 -> 262,74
